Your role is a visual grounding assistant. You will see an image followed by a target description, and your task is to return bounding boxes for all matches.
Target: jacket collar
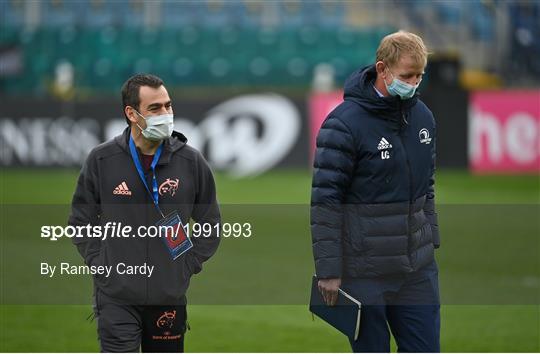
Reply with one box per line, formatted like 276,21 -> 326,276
114,127 -> 188,165
343,64 -> 419,124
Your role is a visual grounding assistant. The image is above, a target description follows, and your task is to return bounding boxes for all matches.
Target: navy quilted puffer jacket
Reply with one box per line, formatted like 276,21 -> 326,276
311,64 -> 440,279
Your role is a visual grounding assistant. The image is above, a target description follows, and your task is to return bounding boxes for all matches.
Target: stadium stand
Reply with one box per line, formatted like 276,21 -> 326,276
0,0 -> 538,95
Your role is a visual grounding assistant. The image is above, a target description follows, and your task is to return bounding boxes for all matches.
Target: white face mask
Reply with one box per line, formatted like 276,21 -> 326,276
135,110 -> 174,141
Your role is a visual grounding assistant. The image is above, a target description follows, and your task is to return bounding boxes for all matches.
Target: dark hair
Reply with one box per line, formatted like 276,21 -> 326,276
121,74 -> 164,125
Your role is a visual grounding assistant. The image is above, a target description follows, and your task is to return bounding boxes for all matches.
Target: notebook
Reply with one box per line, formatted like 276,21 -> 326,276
309,275 -> 362,341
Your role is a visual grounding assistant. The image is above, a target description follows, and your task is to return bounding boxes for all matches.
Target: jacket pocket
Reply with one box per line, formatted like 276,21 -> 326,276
183,253 -> 202,276
349,233 -> 365,254
343,209 -> 366,255
415,220 -> 433,249
424,223 -> 433,246
92,243 -> 110,288
97,241 -> 108,267
88,242 -> 105,268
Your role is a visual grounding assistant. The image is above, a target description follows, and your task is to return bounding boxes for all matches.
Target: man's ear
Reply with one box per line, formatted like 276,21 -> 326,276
375,61 -> 386,78
125,106 -> 138,125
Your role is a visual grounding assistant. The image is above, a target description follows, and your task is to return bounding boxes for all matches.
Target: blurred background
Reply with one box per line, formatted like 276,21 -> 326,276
0,0 -> 539,352
1,0 -> 539,175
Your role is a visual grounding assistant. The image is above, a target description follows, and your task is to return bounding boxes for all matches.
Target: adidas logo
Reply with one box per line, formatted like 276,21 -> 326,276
113,181 -> 132,196
377,137 -> 392,151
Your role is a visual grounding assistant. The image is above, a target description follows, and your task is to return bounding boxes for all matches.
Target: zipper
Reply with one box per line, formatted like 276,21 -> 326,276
144,168 -> 151,306
398,102 -> 414,205
398,105 -> 414,259
400,121 -> 414,204
145,227 -> 149,305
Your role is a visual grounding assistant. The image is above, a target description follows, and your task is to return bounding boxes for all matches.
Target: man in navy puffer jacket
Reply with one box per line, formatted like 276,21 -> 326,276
311,31 -> 441,352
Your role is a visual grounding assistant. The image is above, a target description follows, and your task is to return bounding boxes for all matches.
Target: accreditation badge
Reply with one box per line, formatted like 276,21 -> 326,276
155,211 -> 193,260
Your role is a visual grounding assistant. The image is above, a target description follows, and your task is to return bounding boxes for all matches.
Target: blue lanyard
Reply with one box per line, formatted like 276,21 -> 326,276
128,136 -> 164,217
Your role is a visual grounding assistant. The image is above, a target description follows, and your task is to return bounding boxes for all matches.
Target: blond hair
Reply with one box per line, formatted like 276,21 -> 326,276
376,31 -> 428,68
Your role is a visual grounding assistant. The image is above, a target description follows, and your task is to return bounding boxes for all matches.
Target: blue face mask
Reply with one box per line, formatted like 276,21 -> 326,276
384,69 -> 420,100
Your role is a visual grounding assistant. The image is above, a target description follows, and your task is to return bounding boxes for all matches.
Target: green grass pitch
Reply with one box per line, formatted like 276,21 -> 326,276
0,168 -> 539,352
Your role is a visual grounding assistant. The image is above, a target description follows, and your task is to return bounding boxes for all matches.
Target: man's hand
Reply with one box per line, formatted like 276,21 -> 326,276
318,278 -> 342,306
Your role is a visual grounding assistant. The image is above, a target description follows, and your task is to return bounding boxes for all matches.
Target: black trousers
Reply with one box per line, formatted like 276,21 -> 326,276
93,289 -> 187,352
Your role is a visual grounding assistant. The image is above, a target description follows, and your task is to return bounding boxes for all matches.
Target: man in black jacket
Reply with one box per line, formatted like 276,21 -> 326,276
69,74 -> 220,352
311,31 -> 440,352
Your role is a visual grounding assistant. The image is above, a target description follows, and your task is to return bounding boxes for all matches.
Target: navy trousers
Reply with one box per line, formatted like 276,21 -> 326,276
341,261 -> 440,353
